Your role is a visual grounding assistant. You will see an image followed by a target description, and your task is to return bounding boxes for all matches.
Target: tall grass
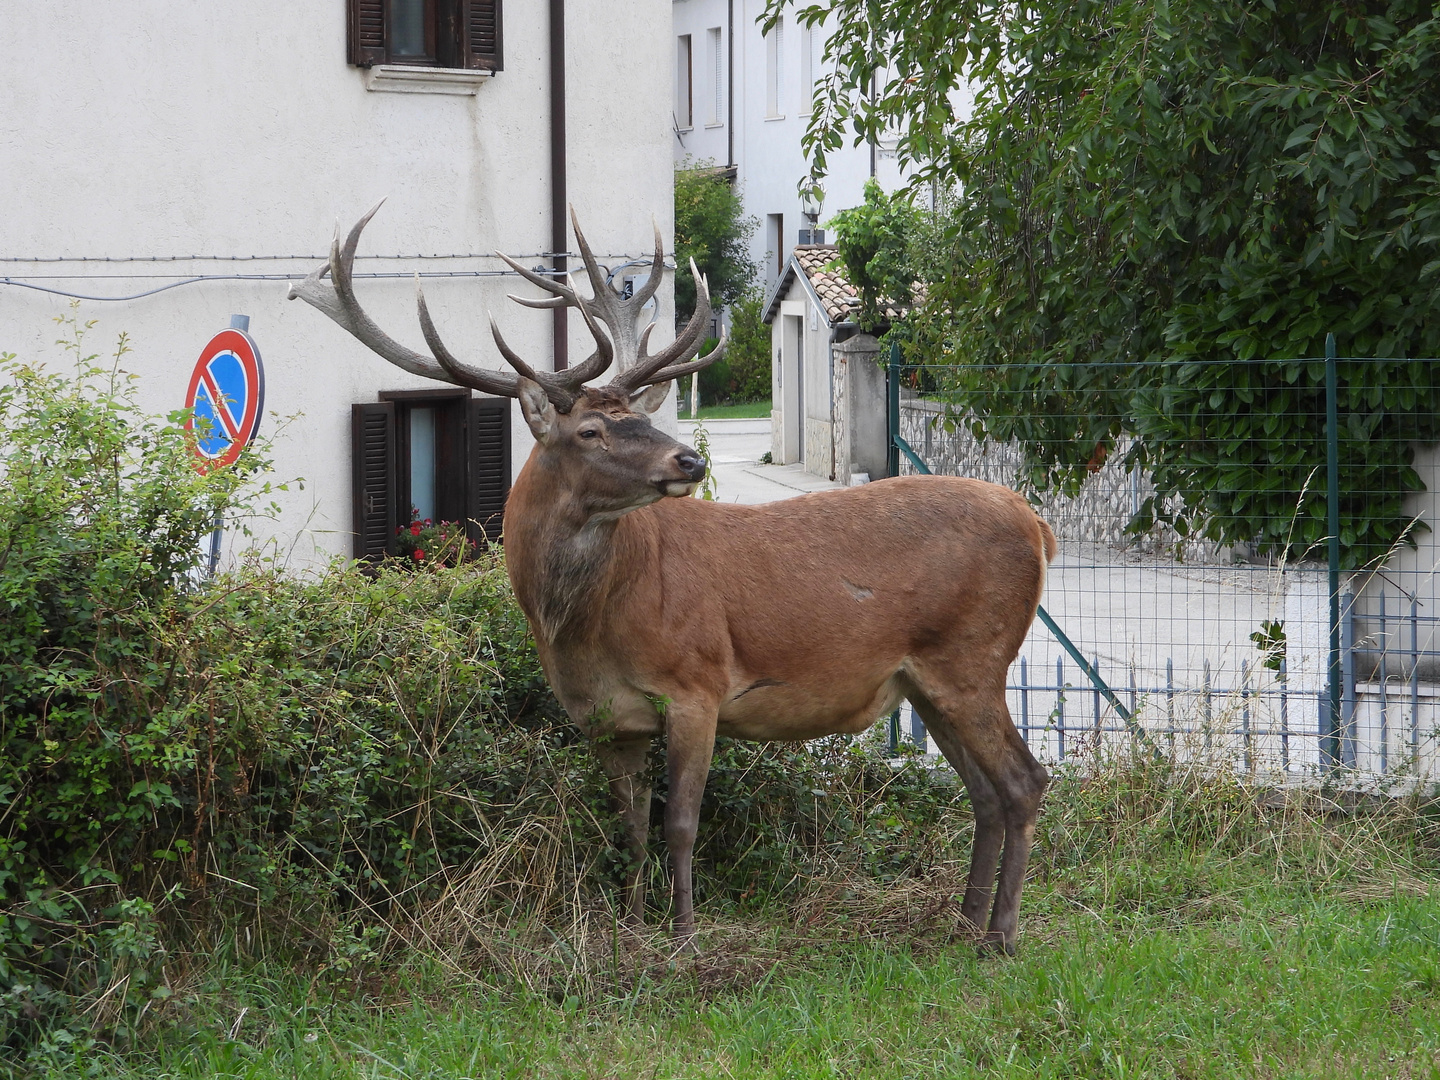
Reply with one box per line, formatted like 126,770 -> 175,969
50,742 -> 1440,1079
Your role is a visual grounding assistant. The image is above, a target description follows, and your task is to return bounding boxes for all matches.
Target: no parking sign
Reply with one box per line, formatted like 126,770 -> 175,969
184,323 -> 265,472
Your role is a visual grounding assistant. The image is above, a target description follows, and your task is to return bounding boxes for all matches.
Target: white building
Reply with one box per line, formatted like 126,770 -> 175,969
2,1 -> 676,570
669,0 -> 908,290
763,247 -> 893,481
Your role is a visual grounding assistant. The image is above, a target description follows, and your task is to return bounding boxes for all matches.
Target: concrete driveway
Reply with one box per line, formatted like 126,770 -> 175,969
677,418 -> 843,505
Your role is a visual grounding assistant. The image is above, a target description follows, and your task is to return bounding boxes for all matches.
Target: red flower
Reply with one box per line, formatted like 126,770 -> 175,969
423,518 -> 433,526
410,523 -> 422,536
412,549 -> 425,561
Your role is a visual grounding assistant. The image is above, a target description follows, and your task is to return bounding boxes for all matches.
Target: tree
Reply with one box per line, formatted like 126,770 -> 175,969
774,0 -> 1440,565
826,178 -> 919,332
674,161 -> 759,322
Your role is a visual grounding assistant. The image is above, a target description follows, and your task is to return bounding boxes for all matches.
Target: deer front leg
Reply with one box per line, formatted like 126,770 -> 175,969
662,704 -> 717,945
592,736 -> 653,927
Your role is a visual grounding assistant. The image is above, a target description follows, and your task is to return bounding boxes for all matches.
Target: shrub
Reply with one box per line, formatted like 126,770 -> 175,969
695,288 -> 771,406
674,160 -> 758,323
0,317 -> 280,1053
0,323 -> 952,1060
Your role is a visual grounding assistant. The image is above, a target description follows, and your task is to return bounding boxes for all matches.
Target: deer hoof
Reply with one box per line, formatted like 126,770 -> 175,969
977,934 -> 1016,959
672,922 -> 699,953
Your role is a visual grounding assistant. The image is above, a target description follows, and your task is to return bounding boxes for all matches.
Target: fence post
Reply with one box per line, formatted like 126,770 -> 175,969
1324,331 -> 1342,769
886,341 -> 901,478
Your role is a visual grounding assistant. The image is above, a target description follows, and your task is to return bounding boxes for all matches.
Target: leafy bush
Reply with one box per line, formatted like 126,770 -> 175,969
695,288 -> 771,407
0,324 -> 956,1060
721,287 -> 772,403
0,318 -> 279,1053
674,160 -> 758,322
827,178 -> 919,332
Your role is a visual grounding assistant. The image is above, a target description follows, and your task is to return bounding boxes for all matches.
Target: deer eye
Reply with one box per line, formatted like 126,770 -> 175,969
579,428 -> 600,440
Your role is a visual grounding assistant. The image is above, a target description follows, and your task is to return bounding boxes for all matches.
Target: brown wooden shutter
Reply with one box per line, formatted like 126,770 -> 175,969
467,396 -> 510,544
348,0 -> 387,67
352,402 -> 397,559
458,0 -> 502,71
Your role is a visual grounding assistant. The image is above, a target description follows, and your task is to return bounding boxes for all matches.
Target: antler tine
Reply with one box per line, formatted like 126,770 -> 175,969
560,283 -> 617,385
415,276 -> 522,397
566,207 -> 627,328
495,248 -> 582,306
489,315 -> 577,412
288,201 -> 448,381
625,218 -> 666,310
630,333 -> 728,389
507,292 -> 570,310
611,258 -> 714,391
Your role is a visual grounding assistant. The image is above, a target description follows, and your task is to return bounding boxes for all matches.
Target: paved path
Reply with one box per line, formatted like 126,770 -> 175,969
677,418 -> 844,505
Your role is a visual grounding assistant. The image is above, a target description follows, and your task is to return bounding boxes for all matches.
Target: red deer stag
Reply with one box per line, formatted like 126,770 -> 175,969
290,204 -> 1054,955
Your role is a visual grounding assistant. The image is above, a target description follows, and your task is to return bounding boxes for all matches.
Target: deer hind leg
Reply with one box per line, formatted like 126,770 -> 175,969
905,675 -> 1048,955
908,690 -> 1004,931
592,736 -> 653,927
662,702 -> 718,946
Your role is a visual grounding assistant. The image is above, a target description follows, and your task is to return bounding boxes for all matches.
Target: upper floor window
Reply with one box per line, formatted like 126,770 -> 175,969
708,27 -> 723,126
676,34 -> 694,130
348,0 -> 503,71
800,23 -> 819,116
765,17 -> 784,118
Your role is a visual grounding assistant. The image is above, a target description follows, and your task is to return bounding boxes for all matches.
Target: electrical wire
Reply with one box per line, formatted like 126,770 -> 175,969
0,251 -> 659,263
0,256 -> 677,303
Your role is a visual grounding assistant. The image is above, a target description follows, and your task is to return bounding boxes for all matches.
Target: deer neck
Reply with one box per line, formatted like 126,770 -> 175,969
504,455 -> 638,645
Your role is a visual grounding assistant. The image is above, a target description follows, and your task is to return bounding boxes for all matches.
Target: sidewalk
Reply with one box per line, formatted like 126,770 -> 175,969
677,418 -> 844,505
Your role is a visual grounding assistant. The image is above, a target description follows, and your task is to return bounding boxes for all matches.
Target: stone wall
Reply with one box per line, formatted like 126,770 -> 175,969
899,395 -> 1225,560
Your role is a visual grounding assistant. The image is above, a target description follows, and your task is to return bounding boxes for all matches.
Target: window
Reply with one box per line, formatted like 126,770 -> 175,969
800,23 -> 819,115
765,16 -> 784,117
351,390 -> 511,559
708,27 -> 723,125
767,213 -> 785,278
676,34 -> 693,129
347,0 -> 503,71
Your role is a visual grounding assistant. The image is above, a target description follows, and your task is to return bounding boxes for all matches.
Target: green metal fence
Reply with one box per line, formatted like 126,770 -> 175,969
886,341 -> 1440,779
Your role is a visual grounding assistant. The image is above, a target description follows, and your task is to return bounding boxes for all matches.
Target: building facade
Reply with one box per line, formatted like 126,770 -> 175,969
669,0 -> 909,291
2,1 -> 677,570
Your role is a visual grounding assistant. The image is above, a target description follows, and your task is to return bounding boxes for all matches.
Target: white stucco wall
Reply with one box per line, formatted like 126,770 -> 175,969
1,1 -> 675,570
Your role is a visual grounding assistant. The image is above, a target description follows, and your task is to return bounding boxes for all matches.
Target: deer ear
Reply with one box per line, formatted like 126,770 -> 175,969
516,377 -> 559,444
629,381 -> 671,415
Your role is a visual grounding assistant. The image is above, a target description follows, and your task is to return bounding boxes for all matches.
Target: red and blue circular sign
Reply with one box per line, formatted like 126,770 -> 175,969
184,328 -> 265,472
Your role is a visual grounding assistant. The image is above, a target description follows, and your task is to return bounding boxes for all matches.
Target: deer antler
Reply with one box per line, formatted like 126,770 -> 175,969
498,206 -> 725,396
608,257 -> 726,394
290,201 -> 725,410
287,202 -> 615,411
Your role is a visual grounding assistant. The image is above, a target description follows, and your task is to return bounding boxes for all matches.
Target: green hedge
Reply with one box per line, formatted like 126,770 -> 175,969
0,328 -> 960,1059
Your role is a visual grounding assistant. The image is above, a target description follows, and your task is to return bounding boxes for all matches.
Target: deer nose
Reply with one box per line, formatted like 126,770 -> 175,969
676,451 -> 708,482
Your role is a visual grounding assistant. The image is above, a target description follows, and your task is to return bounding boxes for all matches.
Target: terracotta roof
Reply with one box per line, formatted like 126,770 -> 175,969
763,245 -> 919,327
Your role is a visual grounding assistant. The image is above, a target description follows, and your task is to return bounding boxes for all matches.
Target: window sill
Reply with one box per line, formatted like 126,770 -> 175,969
704,121 -> 725,129
764,113 -> 786,122
364,65 -> 492,95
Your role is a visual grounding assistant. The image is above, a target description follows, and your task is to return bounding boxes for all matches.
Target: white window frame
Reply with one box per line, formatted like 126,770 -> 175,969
676,34 -> 693,131
765,17 -> 784,119
800,23 -> 819,116
707,27 -> 723,127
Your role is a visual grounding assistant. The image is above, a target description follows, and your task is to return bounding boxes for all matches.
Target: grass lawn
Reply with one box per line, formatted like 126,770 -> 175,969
686,399 -> 772,420
79,888 -> 1440,1079
68,759 -> 1440,1080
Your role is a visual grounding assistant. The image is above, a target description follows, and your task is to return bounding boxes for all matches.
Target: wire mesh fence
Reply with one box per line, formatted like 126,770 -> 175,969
886,349 -> 1440,781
